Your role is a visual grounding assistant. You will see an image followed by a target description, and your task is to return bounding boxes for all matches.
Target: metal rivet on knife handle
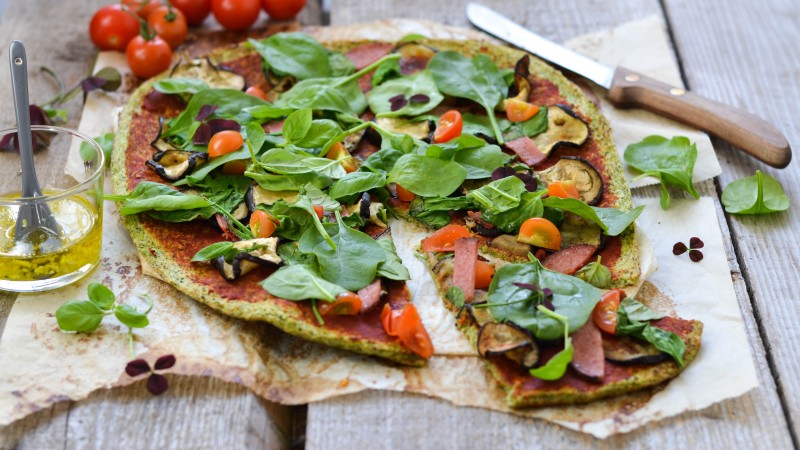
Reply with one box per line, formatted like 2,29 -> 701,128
670,88 -> 686,96
624,74 -> 640,82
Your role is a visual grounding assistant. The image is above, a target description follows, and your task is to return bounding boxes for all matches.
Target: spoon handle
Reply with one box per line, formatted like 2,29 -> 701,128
9,40 -> 41,198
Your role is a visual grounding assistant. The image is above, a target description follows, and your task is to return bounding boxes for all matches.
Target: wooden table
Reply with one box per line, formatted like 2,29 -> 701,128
0,0 -> 798,448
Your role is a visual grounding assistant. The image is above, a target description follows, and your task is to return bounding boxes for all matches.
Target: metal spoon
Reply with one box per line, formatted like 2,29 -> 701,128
9,40 -> 61,252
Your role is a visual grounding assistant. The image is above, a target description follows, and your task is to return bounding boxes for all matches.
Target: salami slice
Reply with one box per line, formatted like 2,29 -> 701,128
569,319 -> 605,382
454,238 -> 478,302
503,136 -> 547,166
541,244 -> 597,275
357,279 -> 383,313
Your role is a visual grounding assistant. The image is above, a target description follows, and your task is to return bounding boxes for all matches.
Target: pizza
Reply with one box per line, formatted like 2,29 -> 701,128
110,30 -> 702,407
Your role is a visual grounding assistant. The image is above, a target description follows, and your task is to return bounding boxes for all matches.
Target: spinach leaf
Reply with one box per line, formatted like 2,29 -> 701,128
619,297 -> 663,322
721,170 -> 790,214
303,183 -> 341,211
260,148 -> 347,179
191,242 -> 237,262
275,76 -> 367,115
244,104 -> 295,120
503,107 -> 548,141
428,51 -> 507,143
616,298 -> 685,366
248,34 -> 331,80
376,237 -> 410,281
328,172 -> 387,199
481,191 -> 545,233
624,135 -> 700,209
248,170 -> 332,191
261,264 -> 347,301
371,57 -> 402,87
276,241 -> 317,266
164,89 -> 266,145
312,213 -> 386,291
454,144 -> 513,179
388,153 -> 466,197
362,148 -> 404,173
528,306 -> 573,381
367,70 -> 444,117
575,256 -> 612,289
266,199 -> 314,240
467,176 -> 526,214
461,113 -> 510,138
486,259 -> 601,340
542,197 -> 644,236
328,51 -> 356,76
105,181 -> 213,216
153,77 -> 209,95
423,196 -> 475,212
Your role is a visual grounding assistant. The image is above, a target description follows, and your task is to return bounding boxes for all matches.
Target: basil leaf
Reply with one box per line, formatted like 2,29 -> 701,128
87,282 -> 116,310
114,304 -> 150,329
328,51 -> 356,77
153,77 -> 209,95
486,259 -> 601,339
282,108 -> 313,144
248,170 -> 332,191
376,237 -> 410,281
192,242 -> 236,262
261,264 -> 347,301
106,182 -> 214,216
371,58 -> 402,87
722,170 -> 790,214
328,172 -> 386,199
56,300 -> 106,332
295,119 -> 343,149
429,51 -> 507,143
481,191 -> 545,233
388,154 -> 466,197
617,299 -> 684,366
541,197 -> 644,236
624,136 -> 700,209
503,107 -> 548,141
313,217 -> 386,291
641,325 -> 686,367
248,34 -> 331,80
244,104 -> 295,120
454,144 -> 513,179
368,70 -> 444,117
260,148 -> 347,178
529,338 -> 574,381
575,256 -> 612,289
467,176 -> 526,214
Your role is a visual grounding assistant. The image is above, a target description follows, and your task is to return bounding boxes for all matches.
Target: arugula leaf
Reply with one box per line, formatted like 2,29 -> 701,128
721,170 -> 790,214
616,298 -> 685,367
388,154 -> 466,197
575,256 -> 612,289
248,34 -> 331,80
467,176 -> 526,214
481,191 -> 545,233
328,172 -> 387,199
88,282 -> 116,310
55,300 -> 107,332
153,77 -> 209,95
428,51 -> 507,143
105,182 -> 214,216
261,264 -> 347,301
376,237 -> 411,281
542,197 -> 644,236
454,144 -> 513,179
367,70 -> 444,117
624,135 -> 700,209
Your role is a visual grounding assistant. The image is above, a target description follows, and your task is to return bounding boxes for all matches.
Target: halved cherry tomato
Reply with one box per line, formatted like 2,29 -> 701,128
222,159 -> 248,175
212,0 -> 261,31
420,224 -> 471,252
313,204 -> 324,220
474,260 -> 495,289
395,184 -> 415,202
249,210 -> 277,238
505,98 -> 539,123
593,289 -> 624,335
381,303 -> 402,336
123,0 -> 163,18
433,109 -> 463,143
547,180 -> 581,200
396,304 -> 434,359
208,130 -> 243,157
319,292 -> 362,316
245,85 -> 268,100
261,0 -> 306,20
517,218 -> 561,250
126,34 -> 173,79
325,142 -> 358,173
89,5 -> 141,51
169,0 -> 212,25
147,5 -> 188,49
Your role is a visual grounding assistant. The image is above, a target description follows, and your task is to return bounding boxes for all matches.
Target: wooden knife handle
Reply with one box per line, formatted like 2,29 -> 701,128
607,67 -> 792,168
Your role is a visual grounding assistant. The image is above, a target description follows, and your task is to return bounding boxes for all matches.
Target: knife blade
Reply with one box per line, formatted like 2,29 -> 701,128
466,3 -> 791,168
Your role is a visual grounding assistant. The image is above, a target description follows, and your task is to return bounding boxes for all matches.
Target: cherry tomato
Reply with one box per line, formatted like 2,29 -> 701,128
249,210 -> 277,238
593,289 -> 623,334
420,224 -> 471,252
381,303 -> 402,336
126,35 -> 173,79
319,292 -> 362,316
395,184 -> 415,202
313,205 -> 324,220
169,0 -> 212,25
505,98 -> 539,122
517,218 -> 561,251
396,304 -> 434,359
474,260 -> 495,289
207,130 -> 244,157
123,0 -> 163,18
433,109 -> 463,143
89,5 -> 141,51
148,5 -> 188,49
260,0 -> 305,20
212,0 -> 261,31
547,180 -> 581,200
245,85 -> 268,100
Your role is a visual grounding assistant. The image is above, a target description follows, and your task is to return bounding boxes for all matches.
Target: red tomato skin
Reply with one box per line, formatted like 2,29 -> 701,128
169,0 -> 212,25
89,5 -> 141,51
260,0 -> 306,20
433,110 -> 463,143
208,130 -> 244,157
148,6 -> 189,49
126,36 -> 174,79
245,85 -> 268,100
211,0 -> 261,31
123,0 -> 163,18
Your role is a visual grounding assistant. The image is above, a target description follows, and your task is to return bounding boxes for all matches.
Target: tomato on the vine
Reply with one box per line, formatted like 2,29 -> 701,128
211,0 -> 261,31
126,34 -> 173,79
148,5 -> 188,49
261,0 -> 306,20
169,0 -> 212,25
122,0 -> 163,19
89,5 -> 140,51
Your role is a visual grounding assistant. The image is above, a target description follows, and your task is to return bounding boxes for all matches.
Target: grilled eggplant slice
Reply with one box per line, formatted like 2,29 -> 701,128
488,234 -> 532,259
375,117 -> 435,142
170,57 -> 246,91
146,150 -> 208,181
603,335 -> 669,366
212,238 -> 282,281
531,105 -> 590,155
537,156 -> 604,205
394,42 -> 437,74
477,322 -> 540,368
506,55 -> 532,105
466,303 -> 495,327
245,185 -> 299,211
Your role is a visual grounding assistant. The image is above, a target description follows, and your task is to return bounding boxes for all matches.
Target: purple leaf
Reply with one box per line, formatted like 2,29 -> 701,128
491,167 -> 516,181
146,373 -> 169,396
125,359 -> 151,377
389,94 -> 408,112
672,242 -> 688,255
195,104 -> 218,122
689,250 -> 704,262
80,76 -> 107,93
514,173 -> 538,192
689,237 -> 704,249
0,134 -> 17,153
29,105 -> 50,126
207,118 -> 241,135
154,354 -> 176,371
409,94 -> 430,104
512,282 -> 539,291
192,123 -> 212,145
541,288 -> 553,298
542,299 -> 555,311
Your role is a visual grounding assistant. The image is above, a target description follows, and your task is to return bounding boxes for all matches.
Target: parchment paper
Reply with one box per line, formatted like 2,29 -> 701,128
0,17 -> 755,438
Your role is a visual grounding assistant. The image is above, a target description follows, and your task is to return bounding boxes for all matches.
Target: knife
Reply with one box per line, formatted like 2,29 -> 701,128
466,3 -> 792,168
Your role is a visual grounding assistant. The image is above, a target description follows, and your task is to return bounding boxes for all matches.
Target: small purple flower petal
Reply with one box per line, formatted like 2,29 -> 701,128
192,123 -> 212,145
195,104 -> 218,122
491,167 -> 516,181
409,94 -> 430,104
689,250 -> 704,262
689,237 -> 704,249
154,354 -> 176,371
0,134 -> 17,153
146,373 -> 169,396
672,242 -> 688,255
80,76 -> 107,93
125,359 -> 151,377
207,118 -> 241,135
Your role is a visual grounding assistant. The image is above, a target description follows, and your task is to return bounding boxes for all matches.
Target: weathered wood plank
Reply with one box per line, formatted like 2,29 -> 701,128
306,0 -> 794,448
662,0 -> 800,441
